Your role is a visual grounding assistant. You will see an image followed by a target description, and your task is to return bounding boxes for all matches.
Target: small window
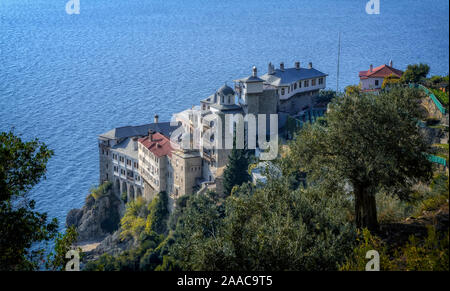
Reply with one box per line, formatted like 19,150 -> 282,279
304,80 -> 309,87
312,79 -> 316,86
294,83 -> 297,90
299,81 -> 302,88
281,88 -> 285,95
375,80 -> 379,86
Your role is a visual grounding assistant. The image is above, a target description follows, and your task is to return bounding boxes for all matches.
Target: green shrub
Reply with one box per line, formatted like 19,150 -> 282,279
339,228 -> 390,271
120,197 -> 149,240
430,88 -> 449,106
145,191 -> 169,234
395,226 -> 449,271
415,174 -> 449,215
340,227 -> 449,271
89,181 -> 112,200
376,193 -> 410,224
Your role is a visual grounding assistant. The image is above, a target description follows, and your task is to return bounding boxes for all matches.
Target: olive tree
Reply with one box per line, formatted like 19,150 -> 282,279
286,87 -> 432,230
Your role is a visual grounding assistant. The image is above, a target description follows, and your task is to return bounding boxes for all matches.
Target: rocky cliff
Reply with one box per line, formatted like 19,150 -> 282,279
66,184 -> 124,242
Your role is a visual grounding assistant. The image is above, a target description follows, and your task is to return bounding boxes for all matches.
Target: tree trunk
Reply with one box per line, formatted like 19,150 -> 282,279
354,185 -> 379,231
355,189 -> 363,229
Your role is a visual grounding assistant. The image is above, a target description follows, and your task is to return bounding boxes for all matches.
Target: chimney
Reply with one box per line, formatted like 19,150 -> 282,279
389,59 -> 393,67
252,66 -> 257,77
268,62 -> 274,75
148,129 -> 155,141
308,62 -> 313,69
370,64 -> 373,72
133,137 -> 138,151
154,114 -> 159,123
295,61 -> 300,70
280,62 -> 285,71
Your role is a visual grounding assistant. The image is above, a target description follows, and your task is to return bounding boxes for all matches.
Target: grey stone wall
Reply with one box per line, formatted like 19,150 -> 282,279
279,89 -> 320,114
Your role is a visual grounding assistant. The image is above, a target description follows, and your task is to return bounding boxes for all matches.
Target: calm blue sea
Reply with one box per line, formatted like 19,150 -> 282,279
1,0 -> 449,229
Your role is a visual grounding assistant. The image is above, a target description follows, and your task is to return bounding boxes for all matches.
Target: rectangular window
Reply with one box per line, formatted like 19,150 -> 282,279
319,77 -> 324,85
281,88 -> 285,95
294,83 -> 297,90
299,81 -> 302,88
304,80 -> 309,87
312,79 -> 316,86
375,80 -> 379,86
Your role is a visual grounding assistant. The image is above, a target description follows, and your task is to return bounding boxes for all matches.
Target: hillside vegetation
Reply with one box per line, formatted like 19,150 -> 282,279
81,86 -> 448,271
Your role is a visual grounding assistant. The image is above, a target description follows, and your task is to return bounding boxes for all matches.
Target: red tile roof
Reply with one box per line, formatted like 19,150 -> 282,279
139,132 -> 173,158
359,64 -> 403,80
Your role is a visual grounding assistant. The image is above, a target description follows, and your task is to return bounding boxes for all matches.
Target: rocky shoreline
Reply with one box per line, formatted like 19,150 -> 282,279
66,185 -> 132,261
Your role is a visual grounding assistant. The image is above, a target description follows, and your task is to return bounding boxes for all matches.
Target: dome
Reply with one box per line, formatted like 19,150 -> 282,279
217,84 -> 235,96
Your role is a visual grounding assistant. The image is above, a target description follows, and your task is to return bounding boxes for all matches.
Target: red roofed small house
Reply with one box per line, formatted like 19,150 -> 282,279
359,60 -> 403,92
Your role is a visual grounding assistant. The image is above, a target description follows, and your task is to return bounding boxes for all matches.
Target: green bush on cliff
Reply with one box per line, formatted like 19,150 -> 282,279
120,197 -> 149,241
145,191 -> 169,234
89,181 -> 112,200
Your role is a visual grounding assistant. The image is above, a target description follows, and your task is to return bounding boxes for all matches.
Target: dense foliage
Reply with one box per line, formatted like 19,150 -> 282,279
0,131 -> 59,270
0,131 -> 82,271
170,181 -> 356,271
400,63 -> 430,84
46,226 -> 81,271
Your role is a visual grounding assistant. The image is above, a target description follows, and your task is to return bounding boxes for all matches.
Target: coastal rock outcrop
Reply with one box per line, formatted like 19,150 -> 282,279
82,230 -> 137,261
66,184 -> 124,242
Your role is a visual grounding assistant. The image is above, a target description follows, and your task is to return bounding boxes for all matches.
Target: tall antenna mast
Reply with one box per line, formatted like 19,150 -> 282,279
336,32 -> 341,93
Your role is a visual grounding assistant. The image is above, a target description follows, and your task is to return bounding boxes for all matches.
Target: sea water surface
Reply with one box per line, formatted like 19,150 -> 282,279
1,0 -> 449,229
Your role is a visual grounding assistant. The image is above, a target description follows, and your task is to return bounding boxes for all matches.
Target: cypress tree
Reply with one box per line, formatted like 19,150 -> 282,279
223,146 -> 251,196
